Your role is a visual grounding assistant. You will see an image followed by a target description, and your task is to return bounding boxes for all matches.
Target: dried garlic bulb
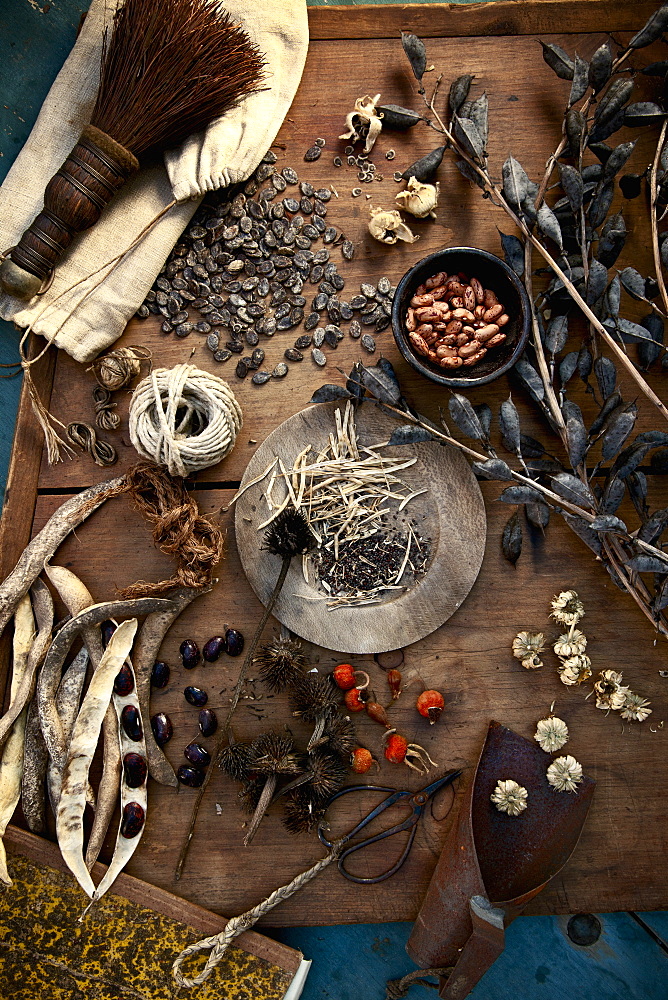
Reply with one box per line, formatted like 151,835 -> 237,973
534,716 -> 569,753
593,669 -> 629,711
368,207 -> 418,245
512,631 -> 545,669
339,93 -> 383,153
620,692 -> 652,723
551,590 -> 585,625
558,653 -> 592,686
88,346 -> 151,391
395,177 -> 440,219
554,629 -> 587,658
490,779 -> 528,817
546,755 -> 583,793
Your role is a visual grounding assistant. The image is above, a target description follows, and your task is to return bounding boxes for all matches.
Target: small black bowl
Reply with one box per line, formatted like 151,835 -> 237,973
391,246 -> 531,388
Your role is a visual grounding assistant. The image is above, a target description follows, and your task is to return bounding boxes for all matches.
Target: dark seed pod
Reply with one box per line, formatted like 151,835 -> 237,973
619,173 -> 643,199
402,145 -> 446,182
101,620 -> 117,648
401,31 -> 427,84
123,752 -> 148,788
177,765 -> 205,788
113,664 -> 134,697
151,712 -> 173,747
377,104 -> 421,129
121,802 -> 145,838
184,686 -> 208,707
198,708 -> 218,737
203,636 -> 226,662
121,705 -> 143,742
184,742 -> 212,767
225,628 -> 245,657
151,660 -> 170,689
180,639 -> 200,670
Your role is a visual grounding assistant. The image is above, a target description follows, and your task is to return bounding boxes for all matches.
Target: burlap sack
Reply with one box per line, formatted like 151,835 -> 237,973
0,0 -> 308,363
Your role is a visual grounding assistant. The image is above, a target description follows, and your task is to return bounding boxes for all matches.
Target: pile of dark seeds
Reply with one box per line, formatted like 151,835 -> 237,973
136,151 -> 396,385
313,523 -> 431,601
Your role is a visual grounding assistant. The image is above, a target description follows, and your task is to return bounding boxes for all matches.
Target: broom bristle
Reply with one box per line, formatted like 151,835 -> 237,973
91,0 -> 266,157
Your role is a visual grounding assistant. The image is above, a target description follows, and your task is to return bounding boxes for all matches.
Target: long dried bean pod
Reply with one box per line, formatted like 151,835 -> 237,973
0,477 -> 126,640
22,694 -> 48,833
0,594 -> 35,884
56,619 -> 138,899
47,648 -> 92,813
0,579 -> 52,748
92,658 -> 148,901
132,586 -> 207,787
37,598 -> 176,788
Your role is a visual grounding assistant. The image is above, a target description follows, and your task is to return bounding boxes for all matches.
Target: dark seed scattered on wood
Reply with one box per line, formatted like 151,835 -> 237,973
361,334 -> 377,353
312,348 -> 327,366
305,145 -> 322,162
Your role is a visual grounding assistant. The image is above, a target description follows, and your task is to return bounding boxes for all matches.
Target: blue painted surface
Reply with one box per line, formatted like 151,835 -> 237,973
1,1 -> 667,997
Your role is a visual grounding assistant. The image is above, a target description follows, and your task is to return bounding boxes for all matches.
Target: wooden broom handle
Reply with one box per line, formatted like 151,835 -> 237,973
0,125 -> 138,300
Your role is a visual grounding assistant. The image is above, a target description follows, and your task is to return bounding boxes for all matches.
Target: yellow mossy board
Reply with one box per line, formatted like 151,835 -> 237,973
1,828 -> 301,1000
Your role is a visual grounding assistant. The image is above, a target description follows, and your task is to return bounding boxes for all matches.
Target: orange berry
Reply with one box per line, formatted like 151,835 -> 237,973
333,663 -> 356,690
416,689 -> 445,724
351,748 -> 374,773
344,687 -> 367,712
384,733 -> 408,764
387,669 -> 402,700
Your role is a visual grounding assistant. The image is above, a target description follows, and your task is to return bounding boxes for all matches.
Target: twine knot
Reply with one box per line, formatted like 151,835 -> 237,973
128,364 -> 242,476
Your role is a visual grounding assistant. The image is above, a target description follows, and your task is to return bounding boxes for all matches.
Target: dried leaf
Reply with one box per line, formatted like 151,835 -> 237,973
611,442 -> 654,480
502,156 -> 530,208
562,513 -> 603,556
560,351 -> 579,386
651,448 -> 668,473
620,266 -> 647,301
586,260 -> 608,305
472,458 -> 514,481
360,364 -> 402,405
468,92 -> 489,150
498,230 -> 525,276
627,471 -> 649,521
387,425 -> 434,446
560,164 -> 584,213
594,356 -> 616,399
597,225 -> 626,268
602,141 -> 636,184
377,356 -> 401,394
402,146 -> 447,182
590,514 -> 627,533
537,204 -> 563,250
454,117 -> 485,162
601,475 -> 625,514
567,416 -> 588,469
456,159 -> 485,189
311,385 -> 353,403
569,54 -> 589,106
617,317 -> 660,344
448,393 -> 485,439
588,182 -> 615,227
540,41 -> 575,80
401,32 -> 427,83
449,74 -> 473,114
601,405 -> 638,461
514,358 -> 545,403
653,575 -> 668,614
565,109 -> 586,153
526,501 -> 551,531
638,314 -> 664,369
520,434 -> 547,458
605,274 -> 621,316
499,396 -> 521,453
473,403 -> 492,439
498,485 -> 544,504
346,362 -> 367,400
593,78 -> 635,127
629,6 -> 668,48
624,102 -> 667,127
546,315 -> 569,355
551,472 -> 596,508
642,60 -> 668,76
626,554 -> 668,573
638,507 -> 668,545
577,346 -> 593,382
377,104 -> 422,129
502,509 -> 522,565
589,390 -> 622,437
588,43 -> 612,92
636,431 -> 668,446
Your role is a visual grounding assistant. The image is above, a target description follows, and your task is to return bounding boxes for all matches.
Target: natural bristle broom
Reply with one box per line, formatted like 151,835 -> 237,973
0,0 -> 265,300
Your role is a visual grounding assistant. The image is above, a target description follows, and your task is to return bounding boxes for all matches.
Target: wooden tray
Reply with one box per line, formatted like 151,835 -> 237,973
2,0 -> 668,926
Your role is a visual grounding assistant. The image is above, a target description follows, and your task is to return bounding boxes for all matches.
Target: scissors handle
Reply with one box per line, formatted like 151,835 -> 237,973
337,823 -> 418,884
318,785 -> 411,851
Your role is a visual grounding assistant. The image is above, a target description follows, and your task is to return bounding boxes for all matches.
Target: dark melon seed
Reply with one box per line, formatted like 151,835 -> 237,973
283,167 -> 299,184
342,241 -> 355,260
295,333 -> 312,348
350,295 -> 367,310
285,348 -> 304,362
312,348 -> 327,366
361,334 -> 377,353
304,145 -> 322,162
121,802 -> 145,838
213,349 -> 232,363
236,359 -> 249,379
313,329 -> 325,348
349,320 -> 362,339
300,181 -> 315,196
273,362 -> 289,378
123,752 -> 148,788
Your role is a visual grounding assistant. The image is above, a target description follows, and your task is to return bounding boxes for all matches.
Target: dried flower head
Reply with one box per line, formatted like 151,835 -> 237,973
255,636 -> 305,692
593,669 -> 629,711
315,714 -> 358,758
282,787 -> 327,835
218,741 -> 256,781
262,506 -> 316,558
368,206 -> 418,245
554,629 -> 587,658
395,177 -> 440,219
238,776 -> 265,813
302,749 -> 348,802
558,653 -> 592,686
512,631 -> 545,669
546,755 -> 583,793
620,691 -> 652,723
290,671 -> 339,723
534,716 -> 569,753
490,779 -> 528,816
339,93 -> 383,153
551,590 -> 585,625
250,732 -> 300,775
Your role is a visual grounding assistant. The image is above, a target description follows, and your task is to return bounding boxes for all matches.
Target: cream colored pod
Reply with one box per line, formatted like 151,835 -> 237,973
128,363 -> 243,477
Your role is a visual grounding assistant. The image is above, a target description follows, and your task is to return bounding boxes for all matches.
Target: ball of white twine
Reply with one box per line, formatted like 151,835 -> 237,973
128,364 -> 243,477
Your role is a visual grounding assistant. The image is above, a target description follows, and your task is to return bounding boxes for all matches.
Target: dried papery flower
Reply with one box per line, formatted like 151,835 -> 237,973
593,669 -> 629,711
620,691 -> 652,722
558,653 -> 592,686
512,631 -> 545,669
395,176 -> 440,218
551,590 -> 585,625
491,779 -> 528,816
534,716 -> 569,752
546,755 -> 583,793
554,629 -> 587,658
255,637 -> 305,692
339,93 -> 383,153
368,206 -> 419,244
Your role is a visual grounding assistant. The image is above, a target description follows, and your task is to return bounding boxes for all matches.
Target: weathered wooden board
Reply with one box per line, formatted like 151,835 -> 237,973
3,4 -> 668,927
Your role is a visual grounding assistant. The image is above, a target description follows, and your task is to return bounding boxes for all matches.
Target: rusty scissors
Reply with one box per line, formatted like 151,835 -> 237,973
317,768 -> 462,884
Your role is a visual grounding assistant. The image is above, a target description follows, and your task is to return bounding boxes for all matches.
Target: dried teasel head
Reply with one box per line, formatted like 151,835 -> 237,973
620,691 -> 652,723
593,669 -> 629,711
313,714 -> 358,758
554,629 -> 587,658
558,653 -> 592,686
238,776 -> 265,813
250,732 -> 300,776
255,636 -> 306,692
282,787 -> 327,835
368,206 -> 418,245
290,671 -> 339,724
219,740 -> 256,781
302,749 -> 348,802
339,93 -> 383,153
534,716 -> 569,753
395,177 -> 440,219
551,590 -> 585,626
546,755 -> 583,793
512,631 -> 545,669
262,506 -> 316,559
490,779 -> 528,816
87,345 -> 151,391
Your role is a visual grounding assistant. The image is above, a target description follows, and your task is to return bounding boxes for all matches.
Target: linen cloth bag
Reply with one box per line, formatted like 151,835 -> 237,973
0,0 -> 309,363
